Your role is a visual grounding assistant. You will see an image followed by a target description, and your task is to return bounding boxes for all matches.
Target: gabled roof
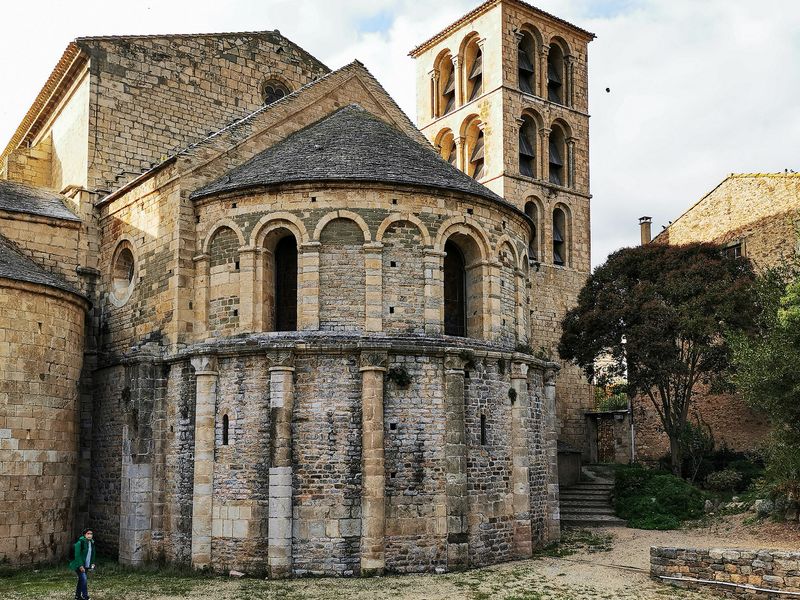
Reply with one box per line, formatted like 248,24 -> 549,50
409,0 -> 595,57
2,30 -> 328,165
191,104 -> 504,203
0,233 -> 82,297
0,180 -> 80,221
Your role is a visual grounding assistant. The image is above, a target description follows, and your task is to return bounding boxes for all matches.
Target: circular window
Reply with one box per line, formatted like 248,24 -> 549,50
111,241 -> 136,305
263,80 -> 289,105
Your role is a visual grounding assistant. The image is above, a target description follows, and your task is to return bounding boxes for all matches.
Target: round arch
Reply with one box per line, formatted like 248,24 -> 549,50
202,219 -> 246,254
250,212 -> 309,247
434,216 -> 491,262
313,210 -> 372,242
376,213 -> 432,247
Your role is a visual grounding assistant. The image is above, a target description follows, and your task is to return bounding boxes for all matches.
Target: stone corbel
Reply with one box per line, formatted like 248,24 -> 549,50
359,350 -> 389,372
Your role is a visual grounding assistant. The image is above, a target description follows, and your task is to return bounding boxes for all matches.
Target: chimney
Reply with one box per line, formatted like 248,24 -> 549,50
639,216 -> 652,245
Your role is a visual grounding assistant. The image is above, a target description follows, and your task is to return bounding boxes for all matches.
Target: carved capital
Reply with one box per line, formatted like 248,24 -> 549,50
544,368 -> 558,387
511,361 -> 529,380
269,350 -> 295,369
444,349 -> 473,372
360,350 -> 389,372
190,354 -> 218,375
539,127 -> 552,138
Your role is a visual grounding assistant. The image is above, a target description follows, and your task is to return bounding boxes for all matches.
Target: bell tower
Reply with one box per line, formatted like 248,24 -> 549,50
410,0 -> 596,455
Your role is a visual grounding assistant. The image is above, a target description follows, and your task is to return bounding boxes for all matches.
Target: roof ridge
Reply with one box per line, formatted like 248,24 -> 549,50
729,172 -> 800,178
409,0 -> 594,58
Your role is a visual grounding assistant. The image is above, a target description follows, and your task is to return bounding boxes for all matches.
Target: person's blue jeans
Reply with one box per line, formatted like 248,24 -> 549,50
74,568 -> 89,599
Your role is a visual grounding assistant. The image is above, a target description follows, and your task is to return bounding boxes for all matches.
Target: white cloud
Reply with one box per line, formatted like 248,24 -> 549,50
1,1 -> 798,267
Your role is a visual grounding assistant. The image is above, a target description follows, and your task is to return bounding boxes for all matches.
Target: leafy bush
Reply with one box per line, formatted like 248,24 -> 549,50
705,468 -> 744,492
613,464 -> 706,529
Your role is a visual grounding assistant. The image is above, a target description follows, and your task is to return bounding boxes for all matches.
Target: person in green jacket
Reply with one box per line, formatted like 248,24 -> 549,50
68,529 -> 96,600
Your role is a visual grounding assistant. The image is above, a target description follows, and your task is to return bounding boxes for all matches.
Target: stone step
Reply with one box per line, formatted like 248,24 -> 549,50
561,488 -> 612,496
560,514 -> 627,527
561,498 -> 611,506
559,505 -> 616,515
570,482 -> 615,489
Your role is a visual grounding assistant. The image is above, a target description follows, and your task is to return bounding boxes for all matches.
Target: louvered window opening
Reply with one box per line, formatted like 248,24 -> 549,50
549,138 -> 563,185
518,45 -> 534,94
470,133 -> 485,180
442,69 -> 456,115
468,51 -> 483,101
519,125 -> 535,177
553,212 -> 565,266
547,58 -> 562,104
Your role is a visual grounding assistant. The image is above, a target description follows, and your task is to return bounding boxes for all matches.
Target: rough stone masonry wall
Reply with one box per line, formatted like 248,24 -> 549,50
210,355 -> 271,574
383,354 -> 447,573
651,546 -> 800,599
633,383 -> 771,464
83,33 -> 328,192
0,283 -> 85,566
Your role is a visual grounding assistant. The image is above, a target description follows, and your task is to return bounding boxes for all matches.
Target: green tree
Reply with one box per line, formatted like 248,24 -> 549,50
731,267 -> 800,499
559,243 -> 756,476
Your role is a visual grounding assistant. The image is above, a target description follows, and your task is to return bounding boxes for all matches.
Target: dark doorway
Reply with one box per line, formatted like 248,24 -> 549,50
443,240 -> 467,336
274,236 -> 297,331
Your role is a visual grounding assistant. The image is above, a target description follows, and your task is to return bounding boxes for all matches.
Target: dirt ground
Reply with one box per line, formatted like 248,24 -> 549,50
4,516 -> 798,600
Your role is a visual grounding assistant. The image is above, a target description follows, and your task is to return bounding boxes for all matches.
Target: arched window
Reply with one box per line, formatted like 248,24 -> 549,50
519,116 -> 537,177
438,130 -> 457,167
274,236 -> 298,331
463,118 -> 484,180
263,80 -> 290,105
111,241 -> 136,304
518,32 -> 536,94
549,126 -> 566,186
547,43 -> 565,104
440,56 -> 456,116
525,200 -> 539,261
465,39 -> 483,102
222,414 -> 229,446
553,207 -> 567,267
262,230 -> 298,332
444,240 -> 467,337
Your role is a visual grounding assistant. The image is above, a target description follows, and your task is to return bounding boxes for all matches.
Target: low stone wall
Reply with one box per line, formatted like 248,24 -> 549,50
651,547 -> 800,599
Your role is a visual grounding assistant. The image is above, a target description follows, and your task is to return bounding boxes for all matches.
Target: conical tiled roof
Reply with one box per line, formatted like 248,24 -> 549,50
191,104 -> 503,203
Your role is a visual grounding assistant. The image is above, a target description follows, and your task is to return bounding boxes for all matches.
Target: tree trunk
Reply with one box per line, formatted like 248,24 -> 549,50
669,434 -> 682,477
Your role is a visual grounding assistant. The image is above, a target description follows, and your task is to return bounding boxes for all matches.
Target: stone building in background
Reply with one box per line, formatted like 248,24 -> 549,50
634,173 -> 800,461
0,0 -> 593,575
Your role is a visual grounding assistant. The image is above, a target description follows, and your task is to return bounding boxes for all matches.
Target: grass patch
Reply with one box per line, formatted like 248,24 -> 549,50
614,464 -> 707,530
0,559 -> 215,599
533,528 -> 614,558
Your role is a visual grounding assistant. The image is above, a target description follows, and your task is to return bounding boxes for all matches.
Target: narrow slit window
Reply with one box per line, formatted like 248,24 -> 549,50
480,414 -> 487,445
222,414 -> 229,446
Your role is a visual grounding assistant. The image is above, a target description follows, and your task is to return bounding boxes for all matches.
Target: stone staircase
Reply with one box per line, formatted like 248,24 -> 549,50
560,465 -> 627,528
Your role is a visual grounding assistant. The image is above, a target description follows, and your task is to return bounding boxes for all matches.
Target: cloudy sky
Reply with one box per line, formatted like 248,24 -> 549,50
1,0 -> 798,266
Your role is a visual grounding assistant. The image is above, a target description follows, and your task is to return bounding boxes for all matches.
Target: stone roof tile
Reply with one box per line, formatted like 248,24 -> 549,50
0,233 -> 81,296
191,104 -> 504,204
0,180 -> 80,221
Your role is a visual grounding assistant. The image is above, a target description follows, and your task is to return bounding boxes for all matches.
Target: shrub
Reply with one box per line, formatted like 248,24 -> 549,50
613,464 -> 706,530
705,468 -> 744,492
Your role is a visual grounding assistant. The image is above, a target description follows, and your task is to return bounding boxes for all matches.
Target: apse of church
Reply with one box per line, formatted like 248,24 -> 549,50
0,0 -> 593,575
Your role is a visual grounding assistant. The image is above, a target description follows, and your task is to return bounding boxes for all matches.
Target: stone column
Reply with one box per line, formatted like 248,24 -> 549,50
359,350 -> 388,576
444,349 -> 470,570
539,128 -> 551,184
566,137 -> 577,190
190,355 -> 218,569
454,137 -> 465,173
452,55 -> 463,107
510,361 -> 532,558
268,351 -> 295,578
298,242 -> 321,330
193,254 -> 209,338
565,56 -> 575,107
364,242 -> 384,333
539,45 -> 550,99
429,69 -> 439,118
424,249 -> 445,336
238,246 -> 258,333
543,367 -> 561,543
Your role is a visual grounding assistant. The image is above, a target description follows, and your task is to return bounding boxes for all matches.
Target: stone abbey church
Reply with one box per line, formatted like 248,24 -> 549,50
0,0 -> 593,576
